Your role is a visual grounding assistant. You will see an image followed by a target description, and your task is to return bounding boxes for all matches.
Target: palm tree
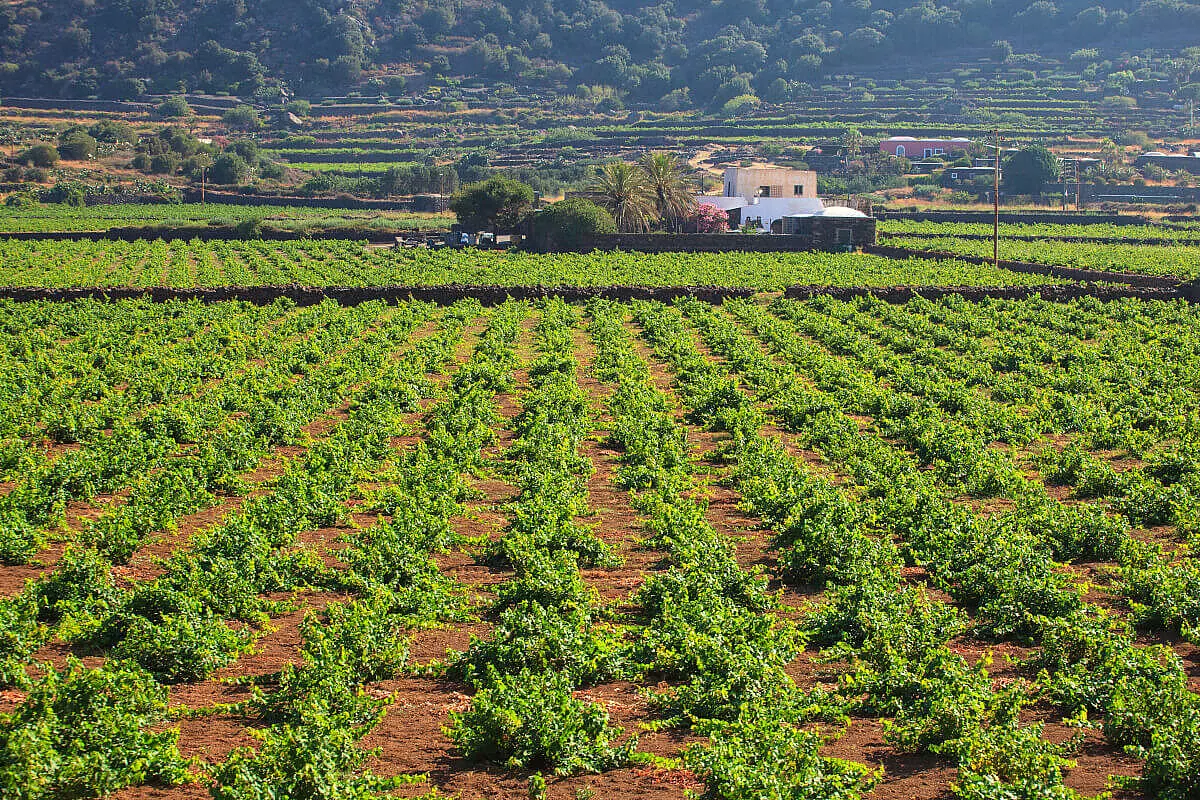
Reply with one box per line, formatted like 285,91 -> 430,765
592,161 -> 656,232
638,151 -> 696,232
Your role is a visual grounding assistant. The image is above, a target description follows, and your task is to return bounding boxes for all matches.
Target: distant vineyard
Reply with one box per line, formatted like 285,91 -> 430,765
0,239 -> 1067,289
880,220 -> 1200,243
0,205 -> 452,234
888,235 -> 1200,280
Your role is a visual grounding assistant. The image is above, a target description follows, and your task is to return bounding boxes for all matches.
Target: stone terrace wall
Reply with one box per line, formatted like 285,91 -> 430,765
571,219 -> 877,253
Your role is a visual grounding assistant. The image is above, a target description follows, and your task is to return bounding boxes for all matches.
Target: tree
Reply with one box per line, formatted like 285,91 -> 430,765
1003,146 -> 1062,196
526,198 -> 616,251
592,161 -> 655,232
638,151 -> 695,232
58,130 -> 98,160
450,176 -> 535,234
842,127 -> 864,170
186,153 -> 215,199
88,120 -> 135,144
4,191 -> 38,208
44,183 -> 85,207
228,140 -> 260,164
210,153 -> 250,185
156,96 -> 191,118
720,94 -> 760,117
149,153 -> 181,175
222,105 -> 262,132
19,144 -> 59,167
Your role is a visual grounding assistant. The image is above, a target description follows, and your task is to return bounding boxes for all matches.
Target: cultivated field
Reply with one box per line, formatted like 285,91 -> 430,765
1,293 -> 1198,800
0,240 -> 1073,289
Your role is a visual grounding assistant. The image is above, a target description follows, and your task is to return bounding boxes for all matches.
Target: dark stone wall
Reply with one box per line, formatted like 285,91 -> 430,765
783,285 -> 1185,303
783,217 -> 877,249
0,282 -> 1189,307
587,233 -> 812,252
881,231 -> 1200,246
879,210 -> 1159,225
575,219 -> 877,253
179,190 -> 448,211
0,284 -> 756,306
0,228 -> 400,243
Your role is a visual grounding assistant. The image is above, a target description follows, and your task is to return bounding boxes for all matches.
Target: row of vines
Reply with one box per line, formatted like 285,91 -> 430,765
0,294 -> 1197,800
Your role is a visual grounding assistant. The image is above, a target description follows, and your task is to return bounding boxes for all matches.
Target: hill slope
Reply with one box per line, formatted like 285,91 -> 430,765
2,0 -> 1199,106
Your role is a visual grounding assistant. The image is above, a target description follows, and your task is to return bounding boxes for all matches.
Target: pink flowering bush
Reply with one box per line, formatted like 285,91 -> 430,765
687,203 -> 731,233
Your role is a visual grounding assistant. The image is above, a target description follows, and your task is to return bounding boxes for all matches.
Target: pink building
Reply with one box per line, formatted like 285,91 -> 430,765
879,136 -> 972,158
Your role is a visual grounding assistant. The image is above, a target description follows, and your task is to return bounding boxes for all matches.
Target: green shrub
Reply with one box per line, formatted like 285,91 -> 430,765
108,610 -> 251,683
455,601 -> 625,688
57,130 -> 98,161
0,659 -> 193,800
949,719 -> 1083,800
0,595 -> 43,687
300,593 -> 410,683
18,144 -> 58,168
1131,700 -> 1200,800
156,96 -> 191,118
449,667 -> 636,774
685,707 -> 880,799
211,716 -> 412,800
525,198 -> 616,251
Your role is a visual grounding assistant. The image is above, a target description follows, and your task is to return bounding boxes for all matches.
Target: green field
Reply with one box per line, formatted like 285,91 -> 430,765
0,238 -> 1070,288
887,235 -> 1200,279
879,220 -> 1200,243
0,204 -> 454,234
0,294 -> 1196,800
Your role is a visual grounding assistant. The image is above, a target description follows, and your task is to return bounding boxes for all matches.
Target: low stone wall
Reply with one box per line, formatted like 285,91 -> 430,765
1049,183 -> 1200,204
571,223 -> 876,253
1,97 -> 153,113
179,190 -> 448,211
0,284 -> 756,306
585,233 -> 813,253
0,228 -> 400,243
3,282 -> 1193,306
879,210 -> 1156,226
783,285 -> 1185,303
880,232 -> 1200,246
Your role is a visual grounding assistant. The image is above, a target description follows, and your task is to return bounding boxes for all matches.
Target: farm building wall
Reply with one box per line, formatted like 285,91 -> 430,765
778,216 -> 877,248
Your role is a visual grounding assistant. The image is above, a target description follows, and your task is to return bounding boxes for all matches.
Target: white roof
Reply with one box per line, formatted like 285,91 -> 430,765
784,205 -> 868,219
818,206 -> 868,217
886,135 -> 970,142
697,196 -> 748,211
696,197 -> 826,215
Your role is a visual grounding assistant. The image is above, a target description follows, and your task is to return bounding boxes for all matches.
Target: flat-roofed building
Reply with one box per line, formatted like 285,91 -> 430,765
723,166 -> 817,199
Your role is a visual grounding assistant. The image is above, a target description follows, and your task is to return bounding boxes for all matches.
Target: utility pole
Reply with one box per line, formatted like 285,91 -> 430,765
993,129 -> 1000,269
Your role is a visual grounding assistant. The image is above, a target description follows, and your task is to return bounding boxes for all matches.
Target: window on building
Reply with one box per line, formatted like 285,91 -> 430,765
757,185 -> 772,197
895,145 -> 906,156
793,184 -> 804,196
836,228 -> 852,246
923,148 -> 933,158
